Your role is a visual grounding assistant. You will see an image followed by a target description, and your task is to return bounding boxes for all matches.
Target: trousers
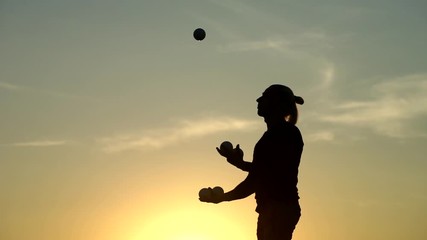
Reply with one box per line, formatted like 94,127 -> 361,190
256,201 -> 301,240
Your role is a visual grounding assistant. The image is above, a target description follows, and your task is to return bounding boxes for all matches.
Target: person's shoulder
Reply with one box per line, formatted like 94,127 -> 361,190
283,121 -> 299,131
290,123 -> 301,134
287,123 -> 304,144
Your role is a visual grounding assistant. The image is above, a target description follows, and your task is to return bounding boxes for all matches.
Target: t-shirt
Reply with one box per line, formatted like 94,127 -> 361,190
250,122 -> 304,211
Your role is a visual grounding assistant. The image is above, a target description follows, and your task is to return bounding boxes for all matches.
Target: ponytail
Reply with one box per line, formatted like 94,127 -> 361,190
285,102 -> 299,125
287,95 -> 304,124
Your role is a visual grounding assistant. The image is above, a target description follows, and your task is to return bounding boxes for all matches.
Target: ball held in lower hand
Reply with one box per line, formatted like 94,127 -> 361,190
212,186 -> 224,196
199,187 -> 212,200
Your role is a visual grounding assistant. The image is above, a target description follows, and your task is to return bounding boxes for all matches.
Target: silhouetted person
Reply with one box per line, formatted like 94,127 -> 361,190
200,84 -> 304,240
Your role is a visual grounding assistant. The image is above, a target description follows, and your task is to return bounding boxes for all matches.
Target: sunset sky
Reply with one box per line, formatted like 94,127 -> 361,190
1,1 -> 427,239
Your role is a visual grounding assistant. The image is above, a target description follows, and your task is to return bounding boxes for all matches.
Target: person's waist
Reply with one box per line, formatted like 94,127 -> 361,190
255,198 -> 300,213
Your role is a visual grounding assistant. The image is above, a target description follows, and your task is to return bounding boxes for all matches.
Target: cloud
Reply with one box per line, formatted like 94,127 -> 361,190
98,116 -> 260,153
0,81 -> 99,102
0,81 -> 20,91
214,30 -> 336,84
306,131 -> 335,142
319,74 -> 427,138
206,0 -> 255,14
217,32 -> 331,56
4,140 -> 69,147
218,39 -> 290,53
200,0 -> 335,63
320,63 -> 335,88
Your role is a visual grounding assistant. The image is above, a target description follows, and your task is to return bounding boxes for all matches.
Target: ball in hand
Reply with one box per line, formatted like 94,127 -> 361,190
199,188 -> 212,200
212,186 -> 224,196
220,141 -> 233,153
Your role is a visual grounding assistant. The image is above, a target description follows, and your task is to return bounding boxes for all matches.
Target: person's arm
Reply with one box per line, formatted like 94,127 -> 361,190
228,159 -> 252,172
200,173 -> 256,204
222,175 -> 255,201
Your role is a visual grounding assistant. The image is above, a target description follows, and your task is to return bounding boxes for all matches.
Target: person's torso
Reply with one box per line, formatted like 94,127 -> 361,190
252,122 -> 303,209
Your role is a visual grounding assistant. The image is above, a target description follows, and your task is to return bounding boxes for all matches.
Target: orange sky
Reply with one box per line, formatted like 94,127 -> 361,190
1,1 -> 427,240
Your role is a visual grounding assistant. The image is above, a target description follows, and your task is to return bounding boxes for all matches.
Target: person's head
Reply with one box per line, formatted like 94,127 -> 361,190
256,84 -> 304,124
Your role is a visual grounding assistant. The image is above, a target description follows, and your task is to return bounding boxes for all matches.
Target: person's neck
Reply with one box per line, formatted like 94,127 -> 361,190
264,116 -> 287,130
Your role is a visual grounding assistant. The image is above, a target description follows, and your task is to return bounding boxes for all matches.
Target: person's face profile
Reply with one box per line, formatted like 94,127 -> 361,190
257,91 -> 276,116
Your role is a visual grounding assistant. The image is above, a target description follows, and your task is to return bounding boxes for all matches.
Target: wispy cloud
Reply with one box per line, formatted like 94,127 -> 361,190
306,130 -> 335,142
202,0 -> 333,56
0,81 -> 20,91
320,63 -> 335,88
3,140 -> 69,147
218,39 -> 290,53
206,0 -> 256,15
98,116 -> 260,153
319,74 -> 427,138
0,81 -> 99,102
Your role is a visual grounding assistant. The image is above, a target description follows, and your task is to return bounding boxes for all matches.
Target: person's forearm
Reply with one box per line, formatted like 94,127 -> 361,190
222,177 -> 255,202
235,160 -> 252,172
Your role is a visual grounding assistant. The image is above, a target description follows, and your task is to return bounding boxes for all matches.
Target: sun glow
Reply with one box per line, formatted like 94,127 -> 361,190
170,234 -> 216,240
127,204 -> 253,240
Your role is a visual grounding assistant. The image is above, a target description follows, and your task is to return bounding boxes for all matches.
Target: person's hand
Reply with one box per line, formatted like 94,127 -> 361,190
216,144 -> 244,165
199,187 -> 224,204
199,195 -> 223,204
216,145 -> 232,158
